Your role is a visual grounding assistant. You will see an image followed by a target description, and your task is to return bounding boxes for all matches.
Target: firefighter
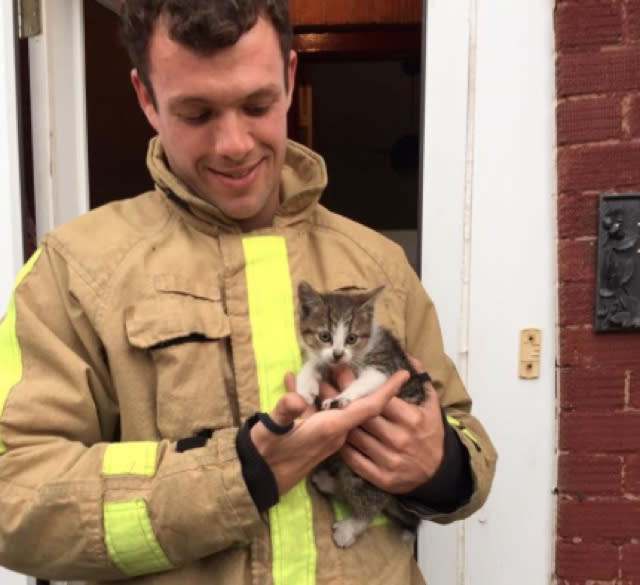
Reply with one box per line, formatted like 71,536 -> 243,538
0,1 -> 496,583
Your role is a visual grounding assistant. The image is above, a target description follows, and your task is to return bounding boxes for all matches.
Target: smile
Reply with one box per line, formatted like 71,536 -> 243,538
211,160 -> 263,185
221,167 -> 254,179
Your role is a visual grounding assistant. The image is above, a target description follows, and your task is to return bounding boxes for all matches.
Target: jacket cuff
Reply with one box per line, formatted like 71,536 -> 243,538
235,413 -> 280,512
399,409 -> 473,516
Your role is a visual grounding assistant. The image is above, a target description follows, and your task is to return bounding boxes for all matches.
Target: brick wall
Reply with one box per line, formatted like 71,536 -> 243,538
556,1 -> 640,583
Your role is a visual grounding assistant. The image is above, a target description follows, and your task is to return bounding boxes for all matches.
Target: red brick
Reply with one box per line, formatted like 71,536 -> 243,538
626,455 -> 640,493
558,453 -> 623,495
559,366 -> 627,410
558,143 -> 640,192
557,498 -> 640,539
557,48 -> 640,97
628,0 -> 640,41
559,411 -> 640,453
560,327 -> 640,367
627,94 -> 640,138
559,282 -> 595,326
622,543 -> 640,578
558,193 -> 600,239
556,1 -> 622,50
558,239 -> 597,284
557,96 -> 623,145
556,541 -> 620,579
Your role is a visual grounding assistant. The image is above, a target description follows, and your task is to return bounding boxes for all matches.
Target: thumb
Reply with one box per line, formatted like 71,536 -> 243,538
269,387 -> 308,428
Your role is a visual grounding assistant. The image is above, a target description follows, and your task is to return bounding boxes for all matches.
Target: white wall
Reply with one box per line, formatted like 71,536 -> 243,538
419,1 -> 557,584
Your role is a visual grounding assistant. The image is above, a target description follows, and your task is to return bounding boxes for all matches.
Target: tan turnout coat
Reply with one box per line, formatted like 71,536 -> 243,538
0,138 -> 496,584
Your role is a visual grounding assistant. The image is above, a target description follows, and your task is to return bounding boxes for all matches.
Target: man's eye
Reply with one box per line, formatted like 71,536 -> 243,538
345,333 -> 358,345
245,104 -> 270,117
318,331 -> 332,343
180,111 -> 211,124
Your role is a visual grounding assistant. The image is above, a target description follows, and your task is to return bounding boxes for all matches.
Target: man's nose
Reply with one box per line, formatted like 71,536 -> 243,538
214,112 -> 254,161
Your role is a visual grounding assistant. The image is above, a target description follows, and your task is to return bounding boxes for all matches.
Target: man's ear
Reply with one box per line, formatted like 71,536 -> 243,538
131,69 -> 160,132
285,50 -> 298,109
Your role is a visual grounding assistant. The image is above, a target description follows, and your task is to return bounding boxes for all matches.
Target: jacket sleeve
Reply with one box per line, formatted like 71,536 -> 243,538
0,245 -> 263,581
401,265 -> 497,523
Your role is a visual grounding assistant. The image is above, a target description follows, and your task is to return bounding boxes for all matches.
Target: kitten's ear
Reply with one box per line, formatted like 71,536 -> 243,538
298,280 -> 323,319
355,285 -> 384,317
360,286 -> 385,309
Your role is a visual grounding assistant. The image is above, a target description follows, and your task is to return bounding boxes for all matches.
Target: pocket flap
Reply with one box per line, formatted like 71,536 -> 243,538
125,295 -> 230,349
153,274 -> 221,301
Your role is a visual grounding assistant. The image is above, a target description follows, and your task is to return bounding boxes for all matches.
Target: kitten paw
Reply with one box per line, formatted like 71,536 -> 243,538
332,518 -> 367,548
296,376 -> 319,405
311,469 -> 338,495
321,396 -> 352,410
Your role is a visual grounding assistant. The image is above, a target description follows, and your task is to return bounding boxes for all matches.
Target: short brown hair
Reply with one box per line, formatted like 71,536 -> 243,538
120,0 -> 293,100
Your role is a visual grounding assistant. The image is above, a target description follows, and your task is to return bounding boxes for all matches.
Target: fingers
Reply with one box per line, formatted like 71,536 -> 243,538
340,443 -> 394,491
334,370 -> 409,427
283,372 -> 296,393
283,372 -> 319,417
331,365 -> 356,389
406,354 -> 424,372
270,384 -> 308,428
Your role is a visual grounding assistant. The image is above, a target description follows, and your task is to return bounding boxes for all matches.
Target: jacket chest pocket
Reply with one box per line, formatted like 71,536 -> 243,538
125,279 -> 236,439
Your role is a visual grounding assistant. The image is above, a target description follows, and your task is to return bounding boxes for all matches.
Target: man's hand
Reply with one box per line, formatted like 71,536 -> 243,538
325,362 -> 445,495
249,369 -> 410,496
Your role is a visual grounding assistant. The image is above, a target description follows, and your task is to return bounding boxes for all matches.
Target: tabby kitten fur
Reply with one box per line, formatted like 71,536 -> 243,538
296,281 -> 426,548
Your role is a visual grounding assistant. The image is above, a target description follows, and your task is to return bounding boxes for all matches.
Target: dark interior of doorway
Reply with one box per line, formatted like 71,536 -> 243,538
82,0 -> 423,270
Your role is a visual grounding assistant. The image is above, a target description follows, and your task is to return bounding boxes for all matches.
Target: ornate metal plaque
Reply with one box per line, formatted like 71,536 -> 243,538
595,194 -> 640,332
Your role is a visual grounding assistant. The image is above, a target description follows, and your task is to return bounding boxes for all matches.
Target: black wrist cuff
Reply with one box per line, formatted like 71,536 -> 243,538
399,408 -> 473,515
256,412 -> 294,435
236,413 -> 280,512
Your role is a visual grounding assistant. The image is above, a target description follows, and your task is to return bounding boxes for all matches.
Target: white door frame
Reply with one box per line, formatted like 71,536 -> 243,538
0,0 -> 30,583
29,0 -> 90,241
419,0 -> 557,584
0,0 -> 25,312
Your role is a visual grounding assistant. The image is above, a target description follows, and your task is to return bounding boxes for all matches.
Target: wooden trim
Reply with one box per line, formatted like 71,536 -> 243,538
294,29 -> 422,58
290,0 -> 422,27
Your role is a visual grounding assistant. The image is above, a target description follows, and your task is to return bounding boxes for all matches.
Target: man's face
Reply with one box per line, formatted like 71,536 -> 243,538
132,16 -> 297,231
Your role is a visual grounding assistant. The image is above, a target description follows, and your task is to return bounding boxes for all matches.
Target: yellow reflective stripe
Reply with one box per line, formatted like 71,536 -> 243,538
102,442 -> 159,477
243,236 -> 316,585
332,499 -> 388,527
0,249 -> 43,455
103,498 -> 173,576
446,415 -> 481,449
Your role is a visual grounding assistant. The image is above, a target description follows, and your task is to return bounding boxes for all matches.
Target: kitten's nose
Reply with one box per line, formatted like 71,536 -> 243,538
332,349 -> 344,361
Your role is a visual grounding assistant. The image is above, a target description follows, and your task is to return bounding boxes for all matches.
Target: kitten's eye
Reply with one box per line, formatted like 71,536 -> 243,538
345,333 -> 359,345
318,330 -> 332,343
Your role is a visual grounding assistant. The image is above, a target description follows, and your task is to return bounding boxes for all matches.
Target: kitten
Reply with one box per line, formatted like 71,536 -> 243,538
295,280 -> 427,548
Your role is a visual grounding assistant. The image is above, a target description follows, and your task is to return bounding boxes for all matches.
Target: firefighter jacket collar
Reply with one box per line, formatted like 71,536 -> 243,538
146,136 -> 329,232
